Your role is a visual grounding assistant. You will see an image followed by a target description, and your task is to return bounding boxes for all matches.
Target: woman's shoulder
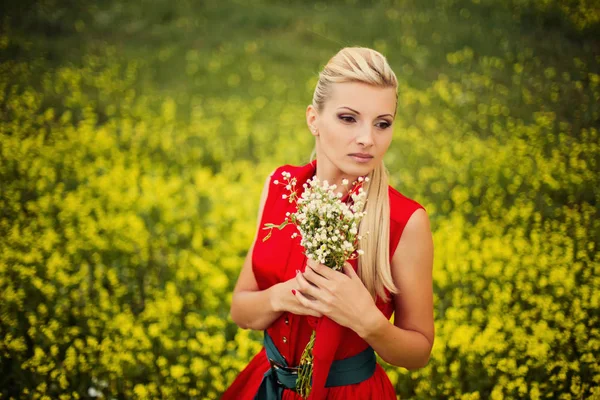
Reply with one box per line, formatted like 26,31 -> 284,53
387,185 -> 426,227
386,185 -> 427,260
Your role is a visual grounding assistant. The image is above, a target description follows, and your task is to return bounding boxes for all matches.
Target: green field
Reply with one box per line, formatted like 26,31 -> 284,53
1,0 -> 599,398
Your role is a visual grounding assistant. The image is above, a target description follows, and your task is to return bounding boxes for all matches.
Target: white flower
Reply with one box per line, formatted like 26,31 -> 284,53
342,179 -> 349,185
88,387 -> 103,398
263,173 -> 367,270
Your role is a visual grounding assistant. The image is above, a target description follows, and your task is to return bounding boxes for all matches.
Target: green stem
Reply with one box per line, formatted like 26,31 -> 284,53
297,263 -> 344,398
296,330 -> 316,398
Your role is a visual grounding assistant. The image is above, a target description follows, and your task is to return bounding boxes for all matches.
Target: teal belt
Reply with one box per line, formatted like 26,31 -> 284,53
254,330 -> 376,399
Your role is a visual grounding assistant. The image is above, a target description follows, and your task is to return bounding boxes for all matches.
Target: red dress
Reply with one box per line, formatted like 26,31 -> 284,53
222,161 -> 425,400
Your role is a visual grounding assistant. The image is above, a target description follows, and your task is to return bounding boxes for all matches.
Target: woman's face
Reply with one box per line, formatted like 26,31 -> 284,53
307,81 -> 397,182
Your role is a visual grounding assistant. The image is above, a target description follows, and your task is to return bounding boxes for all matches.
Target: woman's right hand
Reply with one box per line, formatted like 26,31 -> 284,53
270,276 -> 323,318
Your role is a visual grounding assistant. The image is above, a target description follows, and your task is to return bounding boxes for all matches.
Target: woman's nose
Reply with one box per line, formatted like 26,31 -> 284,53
356,126 -> 374,146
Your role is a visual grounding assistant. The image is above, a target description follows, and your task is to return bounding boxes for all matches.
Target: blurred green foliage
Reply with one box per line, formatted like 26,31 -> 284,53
0,0 -> 599,398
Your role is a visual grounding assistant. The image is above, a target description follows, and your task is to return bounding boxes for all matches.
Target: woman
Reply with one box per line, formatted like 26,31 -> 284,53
222,47 -> 434,400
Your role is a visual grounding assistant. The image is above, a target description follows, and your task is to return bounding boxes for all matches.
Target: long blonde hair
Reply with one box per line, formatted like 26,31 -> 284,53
311,47 -> 399,302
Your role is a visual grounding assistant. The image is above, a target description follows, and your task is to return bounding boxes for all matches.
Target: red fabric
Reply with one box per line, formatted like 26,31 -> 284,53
222,161 -> 426,400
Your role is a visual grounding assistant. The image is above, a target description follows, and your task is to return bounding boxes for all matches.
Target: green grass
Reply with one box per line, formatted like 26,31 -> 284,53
4,0 -> 597,138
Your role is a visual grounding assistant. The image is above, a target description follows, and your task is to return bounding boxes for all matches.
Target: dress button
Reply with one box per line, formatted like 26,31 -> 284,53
282,336 -> 287,343
285,317 -> 289,325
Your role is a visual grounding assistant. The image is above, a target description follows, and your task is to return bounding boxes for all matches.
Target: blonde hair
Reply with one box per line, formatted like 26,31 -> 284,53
311,47 -> 398,302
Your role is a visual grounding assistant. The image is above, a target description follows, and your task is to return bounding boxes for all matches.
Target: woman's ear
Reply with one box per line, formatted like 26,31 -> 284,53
306,105 -> 319,137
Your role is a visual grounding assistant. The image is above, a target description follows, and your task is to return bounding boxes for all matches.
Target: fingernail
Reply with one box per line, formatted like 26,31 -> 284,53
291,289 -> 296,295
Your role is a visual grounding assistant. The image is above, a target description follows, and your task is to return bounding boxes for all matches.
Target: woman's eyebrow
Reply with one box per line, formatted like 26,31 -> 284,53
337,106 -> 393,119
338,106 -> 360,114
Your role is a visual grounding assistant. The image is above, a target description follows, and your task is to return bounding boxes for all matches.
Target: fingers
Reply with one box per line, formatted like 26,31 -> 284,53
296,268 -> 337,303
302,264 -> 330,289
306,309 -> 323,318
342,262 -> 358,278
294,290 -> 325,317
289,289 -> 323,317
295,269 -> 319,298
287,260 -> 354,319
306,258 -> 339,280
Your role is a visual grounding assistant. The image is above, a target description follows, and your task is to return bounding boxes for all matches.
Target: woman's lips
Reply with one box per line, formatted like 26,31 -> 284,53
349,153 -> 374,163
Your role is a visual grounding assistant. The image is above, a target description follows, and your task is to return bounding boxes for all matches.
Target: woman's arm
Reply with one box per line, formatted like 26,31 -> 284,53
293,207 -> 434,369
230,173 -> 322,331
357,208 -> 435,369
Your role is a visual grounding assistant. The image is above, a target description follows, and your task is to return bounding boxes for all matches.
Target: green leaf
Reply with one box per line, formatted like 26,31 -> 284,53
277,220 -> 289,230
262,229 -> 272,242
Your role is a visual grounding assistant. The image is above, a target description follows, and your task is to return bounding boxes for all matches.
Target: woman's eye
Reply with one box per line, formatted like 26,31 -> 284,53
338,115 -> 356,123
377,121 -> 392,129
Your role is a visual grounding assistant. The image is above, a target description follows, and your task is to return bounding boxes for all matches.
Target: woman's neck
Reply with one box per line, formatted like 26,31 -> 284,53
312,158 -> 359,198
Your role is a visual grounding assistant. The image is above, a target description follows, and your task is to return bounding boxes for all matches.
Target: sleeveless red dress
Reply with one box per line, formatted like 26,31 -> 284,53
222,161 -> 425,400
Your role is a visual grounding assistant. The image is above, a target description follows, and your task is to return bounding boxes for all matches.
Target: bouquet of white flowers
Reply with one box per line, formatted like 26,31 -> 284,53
263,170 -> 369,398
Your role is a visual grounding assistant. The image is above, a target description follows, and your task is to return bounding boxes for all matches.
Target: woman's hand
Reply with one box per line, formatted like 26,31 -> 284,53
292,258 -> 379,333
270,276 -> 323,318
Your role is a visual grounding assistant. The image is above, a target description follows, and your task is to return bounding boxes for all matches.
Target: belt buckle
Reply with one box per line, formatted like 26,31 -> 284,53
269,361 -> 300,393
268,358 -> 300,391
268,358 -> 300,375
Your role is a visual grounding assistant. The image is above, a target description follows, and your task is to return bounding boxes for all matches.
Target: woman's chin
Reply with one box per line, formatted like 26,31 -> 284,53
341,162 -> 375,179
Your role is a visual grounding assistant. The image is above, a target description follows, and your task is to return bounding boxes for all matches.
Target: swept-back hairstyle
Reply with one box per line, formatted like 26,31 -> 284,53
311,47 -> 399,302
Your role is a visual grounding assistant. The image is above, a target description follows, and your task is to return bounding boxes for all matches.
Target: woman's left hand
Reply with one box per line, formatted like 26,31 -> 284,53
293,258 -> 378,333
